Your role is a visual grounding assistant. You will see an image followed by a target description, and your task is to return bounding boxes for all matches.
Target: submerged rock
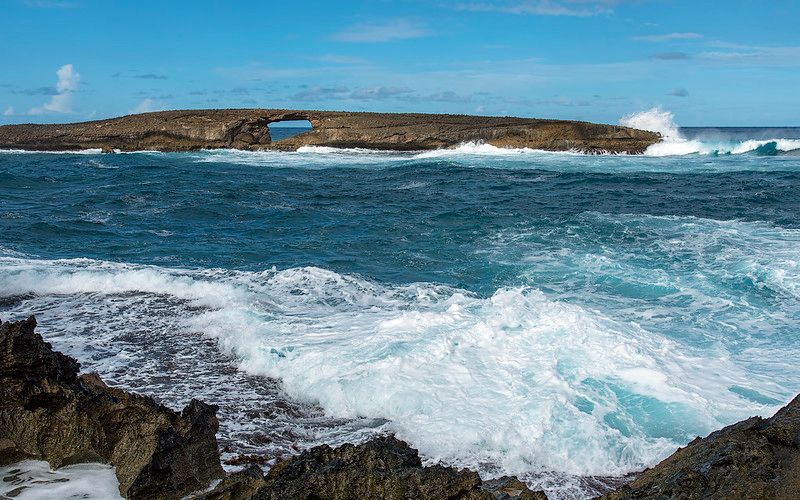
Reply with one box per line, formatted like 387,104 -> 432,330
200,436 -> 546,500
0,316 -> 225,499
600,395 -> 800,499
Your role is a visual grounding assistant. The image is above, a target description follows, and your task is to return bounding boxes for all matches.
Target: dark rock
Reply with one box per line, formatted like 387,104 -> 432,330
200,436 -> 546,500
200,465 -> 267,500
0,316 -> 225,499
223,454 -> 270,466
0,109 -> 659,154
600,394 -> 800,499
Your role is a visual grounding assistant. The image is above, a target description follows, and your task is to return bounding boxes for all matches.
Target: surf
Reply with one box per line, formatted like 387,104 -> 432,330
620,107 -> 800,156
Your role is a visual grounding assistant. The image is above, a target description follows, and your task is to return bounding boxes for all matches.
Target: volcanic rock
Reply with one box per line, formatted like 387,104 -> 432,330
0,316 -> 225,499
600,394 -> 800,499
0,109 -> 659,154
200,436 -> 546,500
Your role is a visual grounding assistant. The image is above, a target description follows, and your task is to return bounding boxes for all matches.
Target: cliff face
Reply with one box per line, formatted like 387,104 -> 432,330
0,109 -> 660,154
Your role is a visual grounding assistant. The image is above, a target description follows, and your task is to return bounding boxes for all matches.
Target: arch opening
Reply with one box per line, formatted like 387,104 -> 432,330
268,119 -> 313,141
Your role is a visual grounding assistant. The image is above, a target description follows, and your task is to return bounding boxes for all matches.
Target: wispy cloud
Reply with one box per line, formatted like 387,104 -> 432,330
3,106 -> 15,116
426,90 -> 473,103
28,63 -> 80,115
129,98 -> 164,114
634,32 -> 703,42
312,54 -> 370,65
698,42 -> 800,66
23,0 -> 79,8
13,86 -> 58,95
330,19 -> 429,43
350,86 -> 415,100
652,51 -> 691,60
133,73 -> 168,80
290,86 -> 350,101
455,1 -> 624,17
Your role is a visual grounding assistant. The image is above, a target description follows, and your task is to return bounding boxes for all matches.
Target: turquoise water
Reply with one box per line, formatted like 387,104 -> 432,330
1,128 -> 799,498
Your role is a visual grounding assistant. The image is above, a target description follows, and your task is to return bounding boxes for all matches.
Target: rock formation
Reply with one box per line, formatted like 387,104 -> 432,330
0,109 -> 660,154
199,436 -> 546,500
599,395 -> 800,499
0,316 -> 225,499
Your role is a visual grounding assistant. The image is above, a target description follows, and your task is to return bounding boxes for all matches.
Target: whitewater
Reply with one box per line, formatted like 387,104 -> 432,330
1,112 -> 800,499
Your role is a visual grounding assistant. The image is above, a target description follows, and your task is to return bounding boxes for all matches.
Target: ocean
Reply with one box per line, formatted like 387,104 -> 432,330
1,115 -> 799,499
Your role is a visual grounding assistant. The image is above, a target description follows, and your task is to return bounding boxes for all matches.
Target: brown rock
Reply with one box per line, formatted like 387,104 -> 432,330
600,394 -> 800,499
0,316 -> 225,499
0,109 -> 659,154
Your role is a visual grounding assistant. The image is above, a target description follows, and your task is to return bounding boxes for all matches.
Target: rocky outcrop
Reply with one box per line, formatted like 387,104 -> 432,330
600,395 -> 800,499
200,436 -> 546,500
0,316 -> 225,499
0,109 -> 660,154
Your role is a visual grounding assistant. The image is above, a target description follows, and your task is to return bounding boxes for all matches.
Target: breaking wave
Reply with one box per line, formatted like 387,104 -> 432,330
621,107 -> 800,156
2,209 -> 798,497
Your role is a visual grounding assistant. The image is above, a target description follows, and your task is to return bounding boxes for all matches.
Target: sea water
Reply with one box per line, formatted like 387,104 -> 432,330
1,110 -> 799,499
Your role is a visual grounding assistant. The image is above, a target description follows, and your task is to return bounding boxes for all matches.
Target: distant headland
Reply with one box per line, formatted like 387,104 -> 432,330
0,109 -> 660,154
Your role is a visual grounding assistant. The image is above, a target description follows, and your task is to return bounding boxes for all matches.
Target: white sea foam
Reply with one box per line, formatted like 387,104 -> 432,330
621,108 -> 800,156
0,460 -> 122,500
0,148 -> 103,154
2,213 -> 796,492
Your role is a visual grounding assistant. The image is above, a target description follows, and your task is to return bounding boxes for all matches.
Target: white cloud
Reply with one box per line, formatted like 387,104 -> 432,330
129,98 -> 164,114
456,1 -> 623,17
633,32 -> 703,42
330,19 -> 429,43
28,63 -> 80,115
3,106 -> 14,116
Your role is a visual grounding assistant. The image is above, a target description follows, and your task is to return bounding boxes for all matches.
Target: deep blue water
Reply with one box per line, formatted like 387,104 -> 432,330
1,128 -> 799,498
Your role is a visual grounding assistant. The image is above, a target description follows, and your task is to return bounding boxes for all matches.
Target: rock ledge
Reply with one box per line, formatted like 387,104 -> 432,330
0,109 -> 660,154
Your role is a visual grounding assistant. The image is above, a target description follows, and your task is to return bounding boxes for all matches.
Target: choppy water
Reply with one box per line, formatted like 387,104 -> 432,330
1,123 -> 799,499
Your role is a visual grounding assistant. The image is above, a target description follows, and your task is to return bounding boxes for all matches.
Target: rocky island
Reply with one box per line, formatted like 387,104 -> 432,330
0,109 -> 660,154
2,316 -> 799,499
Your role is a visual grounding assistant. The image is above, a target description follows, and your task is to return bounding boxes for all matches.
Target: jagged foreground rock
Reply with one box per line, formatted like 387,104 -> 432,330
0,109 -> 660,154
199,436 -> 546,500
599,394 -> 800,499
0,316 -> 225,499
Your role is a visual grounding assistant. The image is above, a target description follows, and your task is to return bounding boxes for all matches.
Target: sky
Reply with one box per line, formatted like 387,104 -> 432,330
1,0 -> 798,126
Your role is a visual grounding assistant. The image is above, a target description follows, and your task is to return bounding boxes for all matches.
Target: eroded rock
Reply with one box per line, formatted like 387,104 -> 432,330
0,109 -> 660,154
600,395 -> 800,499
200,436 -> 546,500
0,316 -> 224,499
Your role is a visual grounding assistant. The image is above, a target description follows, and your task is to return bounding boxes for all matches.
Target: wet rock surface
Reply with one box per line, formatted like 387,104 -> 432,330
199,436 -> 546,500
599,394 -> 800,499
0,109 -> 659,154
0,316 -> 224,499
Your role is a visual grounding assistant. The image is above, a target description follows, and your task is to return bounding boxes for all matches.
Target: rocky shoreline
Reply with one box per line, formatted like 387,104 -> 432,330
2,316 -> 798,499
0,109 -> 660,154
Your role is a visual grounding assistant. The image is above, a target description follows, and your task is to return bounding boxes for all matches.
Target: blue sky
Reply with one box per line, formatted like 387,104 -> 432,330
1,0 -> 798,126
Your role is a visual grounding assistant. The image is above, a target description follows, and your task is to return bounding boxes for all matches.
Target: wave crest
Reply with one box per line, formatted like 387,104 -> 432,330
621,107 -> 800,156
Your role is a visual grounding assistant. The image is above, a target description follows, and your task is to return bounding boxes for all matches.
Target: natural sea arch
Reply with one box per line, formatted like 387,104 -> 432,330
267,119 -> 313,141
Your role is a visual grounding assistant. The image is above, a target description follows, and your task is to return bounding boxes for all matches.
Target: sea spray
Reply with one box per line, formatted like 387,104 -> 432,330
621,107 -> 800,156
